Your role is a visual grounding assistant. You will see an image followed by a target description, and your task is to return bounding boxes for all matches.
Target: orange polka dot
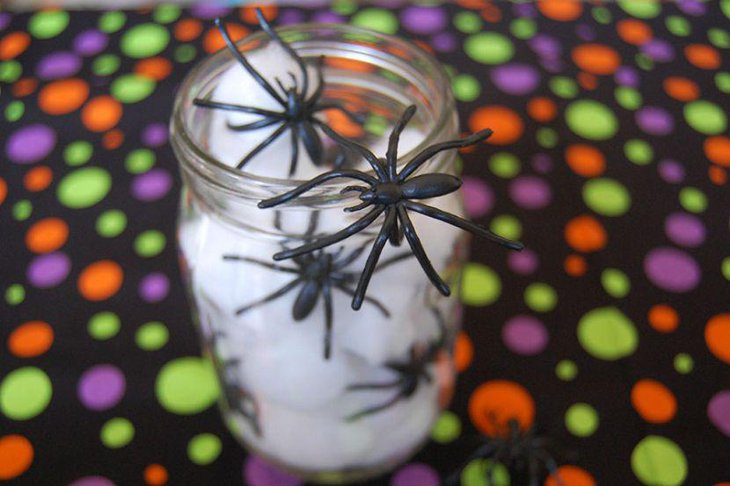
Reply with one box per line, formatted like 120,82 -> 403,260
468,105 -> 523,145
144,464 -> 168,486
705,314 -> 730,364
77,260 -> 124,301
565,144 -> 605,178
0,31 -> 31,60
631,379 -> 677,424
23,166 -> 53,192
685,44 -> 721,70
324,108 -> 364,138
571,44 -> 621,75
241,5 -> 278,24
0,177 -> 8,207
577,72 -> 598,91
704,136 -> 730,167
545,465 -> 597,486
0,435 -> 33,480
25,218 -> 69,254
564,215 -> 607,253
479,4 -> 502,23
456,0 -> 490,8
648,304 -> 679,333
537,0 -> 583,21
564,254 -> 587,277
527,97 -> 557,122
325,57 -> 375,73
12,78 -> 38,97
454,331 -> 474,372
174,18 -> 203,42
203,23 -> 250,54
38,78 -> 89,115
135,57 -> 172,81
82,96 -> 123,132
102,129 -> 125,150
663,76 -> 700,102
616,19 -> 653,46
468,380 -> 535,437
708,165 -> 727,186
8,321 -> 54,358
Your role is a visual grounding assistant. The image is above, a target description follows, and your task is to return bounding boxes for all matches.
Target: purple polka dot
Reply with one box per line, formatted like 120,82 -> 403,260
36,51 -> 82,80
311,11 -> 345,24
139,272 -> 170,303
391,463 -> 440,486
431,32 -> 457,52
529,34 -> 561,60
708,390 -> 730,437
244,455 -> 302,486
141,123 -> 168,147
531,153 -> 553,174
277,9 -> 306,26
491,64 -> 540,95
664,212 -> 706,248
678,0 -> 707,16
508,248 -> 538,275
658,159 -> 685,184
502,315 -> 548,355
614,66 -> 640,87
576,24 -> 596,42
190,5 -> 231,19
641,39 -> 675,63
509,176 -> 552,210
644,247 -> 701,293
131,168 -> 173,202
512,2 -> 536,17
635,106 -> 674,136
461,176 -> 493,219
68,477 -> 116,486
0,13 -> 11,31
27,252 -> 71,288
77,364 -> 126,411
6,124 -> 57,164
401,6 -> 447,35
73,30 -> 108,57
540,58 -> 563,74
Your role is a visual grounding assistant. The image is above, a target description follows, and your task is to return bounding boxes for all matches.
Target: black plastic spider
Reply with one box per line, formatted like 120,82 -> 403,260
258,105 -> 524,310
193,10 -> 362,174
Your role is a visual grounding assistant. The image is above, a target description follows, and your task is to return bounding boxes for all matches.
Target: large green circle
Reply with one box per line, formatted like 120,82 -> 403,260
631,436 -> 687,486
431,411 -> 461,444
565,403 -> 599,437
453,11 -> 482,34
565,100 -> 618,140
583,178 -> 631,217
57,167 -> 112,209
28,11 -> 70,39
618,0 -> 661,18
153,4 -> 181,24
111,74 -> 156,104
464,33 -> 514,65
187,433 -> 222,465
99,11 -> 126,33
0,367 -> 52,420
684,101 -> 727,135
350,8 -> 399,35
155,357 -> 220,415
0,61 -> 22,84
101,417 -> 135,448
460,263 -> 501,307
665,15 -> 690,37
577,307 -> 638,360
120,23 -> 170,59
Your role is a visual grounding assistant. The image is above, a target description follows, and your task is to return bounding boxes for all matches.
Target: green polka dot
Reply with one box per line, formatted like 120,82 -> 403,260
490,215 -> 522,241
549,76 -> 578,99
174,44 -> 197,63
136,321 -> 169,351
28,11 -> 69,39
99,11 -> 126,33
577,306 -> 638,361
565,100 -> 618,141
88,311 -> 121,340
631,436 -> 687,486
592,6 -> 612,24
156,357 -> 220,415
64,141 -> 93,166
452,74 -> 481,102
684,101 -> 727,135
673,353 -> 694,374
723,0 -> 730,18
460,263 -> 501,307
111,74 -> 156,104
120,23 -> 170,59
92,54 -> 121,76
635,52 -> 654,71
679,187 -> 707,213
0,367 -> 52,420
510,18 -> 536,40
722,257 -> 730,281
431,411 -> 461,444
153,4 -> 181,24
57,167 -> 112,209
0,60 -> 22,83
601,268 -> 631,298
5,100 -> 24,122
556,359 -> 578,381
624,139 -> 653,166
364,115 -> 388,137
332,0 -> 357,15
134,230 -> 166,258
665,15 -> 690,37
96,210 -> 127,238
12,200 -> 33,221
565,403 -> 599,437
619,0 -> 661,18
524,282 -> 557,313
716,72 -> 730,94
615,86 -> 643,111
187,433 -> 222,465
464,33 -> 514,65
583,178 -> 631,217
454,11 -> 482,33
351,8 -> 399,35
536,127 -> 558,148
101,417 -> 135,449
708,28 -> 730,49
125,148 -> 156,174
462,459 -> 510,486
489,152 -> 521,179
5,284 -> 25,306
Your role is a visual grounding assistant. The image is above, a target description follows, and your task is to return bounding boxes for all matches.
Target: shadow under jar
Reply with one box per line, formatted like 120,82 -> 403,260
171,22 -> 467,483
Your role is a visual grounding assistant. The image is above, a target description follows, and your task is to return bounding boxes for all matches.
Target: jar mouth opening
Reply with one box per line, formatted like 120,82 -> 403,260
171,22 -> 455,200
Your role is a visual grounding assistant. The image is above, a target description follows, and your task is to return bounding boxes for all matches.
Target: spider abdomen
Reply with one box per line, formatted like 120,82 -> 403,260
362,183 -> 403,205
401,174 -> 462,199
293,280 -> 321,320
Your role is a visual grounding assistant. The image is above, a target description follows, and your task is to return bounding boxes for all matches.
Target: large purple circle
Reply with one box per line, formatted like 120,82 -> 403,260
391,463 -> 440,486
529,34 -> 561,59
6,124 -> 57,164
644,247 -> 701,293
508,248 -> 538,275
678,0 -> 707,16
502,315 -> 548,355
708,390 -> 730,437
509,176 -> 552,210
641,39 -> 675,63
68,477 -> 116,486
73,30 -> 108,57
635,106 -> 675,136
461,176 -> 494,219
491,64 -> 540,95
139,272 -> 170,303
131,168 -> 173,202
27,252 -> 71,288
36,51 -> 82,80
658,159 -> 685,184
77,364 -> 126,411
243,455 -> 302,486
401,6 -> 447,35
664,212 -> 706,248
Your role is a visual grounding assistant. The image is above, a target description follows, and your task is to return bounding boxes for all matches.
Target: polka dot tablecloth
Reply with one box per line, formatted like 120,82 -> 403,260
1,2 -> 729,485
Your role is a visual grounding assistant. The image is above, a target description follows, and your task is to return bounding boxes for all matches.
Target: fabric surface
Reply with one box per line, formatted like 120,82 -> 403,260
1,2 -> 729,485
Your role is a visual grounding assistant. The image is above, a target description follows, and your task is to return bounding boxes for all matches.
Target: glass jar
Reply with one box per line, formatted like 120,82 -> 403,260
171,22 -> 466,483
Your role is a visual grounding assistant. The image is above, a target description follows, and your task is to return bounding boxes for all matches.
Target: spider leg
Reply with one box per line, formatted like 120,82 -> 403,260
214,18 -> 286,107
255,8 -> 310,96
375,251 -> 414,271
397,206 -> 451,296
398,128 -> 494,181
336,283 -> 390,317
404,201 -> 524,251
315,120 -> 387,180
274,77 -> 289,96
334,242 -> 366,267
305,210 -> 320,236
258,170 -> 378,208
387,105 -> 417,179
347,379 -> 401,391
351,208 -> 396,310
235,278 -> 302,316
388,216 -> 403,246
535,450 -> 565,486
528,455 -> 540,486
344,199 -> 371,213
288,122 -> 300,176
313,102 -> 366,124
299,121 -> 324,165
345,386 -> 406,421
322,281 -> 334,359
193,98 -> 283,118
236,122 -> 290,170
443,441 -> 498,486
223,254 -> 299,273
227,117 -> 281,132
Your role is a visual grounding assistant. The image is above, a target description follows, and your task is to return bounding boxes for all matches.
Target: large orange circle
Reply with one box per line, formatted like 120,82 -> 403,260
527,97 -> 557,122
571,44 -> 621,75
648,304 -> 679,333
25,217 -> 69,254
468,380 -> 535,436
135,57 -> 172,81
174,19 -> 203,42
144,463 -> 169,485
685,44 -> 721,70
203,23 -> 249,54
8,321 -> 54,358
0,31 -> 31,60
631,379 -> 677,424
704,136 -> 730,167
564,215 -> 607,253
38,78 -> 89,115
77,260 -> 124,301
565,144 -> 606,178
663,76 -> 700,102
545,465 -> 597,486
0,435 -> 34,480
468,105 -> 524,145
537,0 -> 583,21
616,19 -> 652,46
23,166 -> 53,192
705,314 -> 730,364
81,96 -> 123,132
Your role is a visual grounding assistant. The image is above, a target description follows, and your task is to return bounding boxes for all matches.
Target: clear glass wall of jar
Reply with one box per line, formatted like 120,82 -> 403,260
171,22 -> 466,483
